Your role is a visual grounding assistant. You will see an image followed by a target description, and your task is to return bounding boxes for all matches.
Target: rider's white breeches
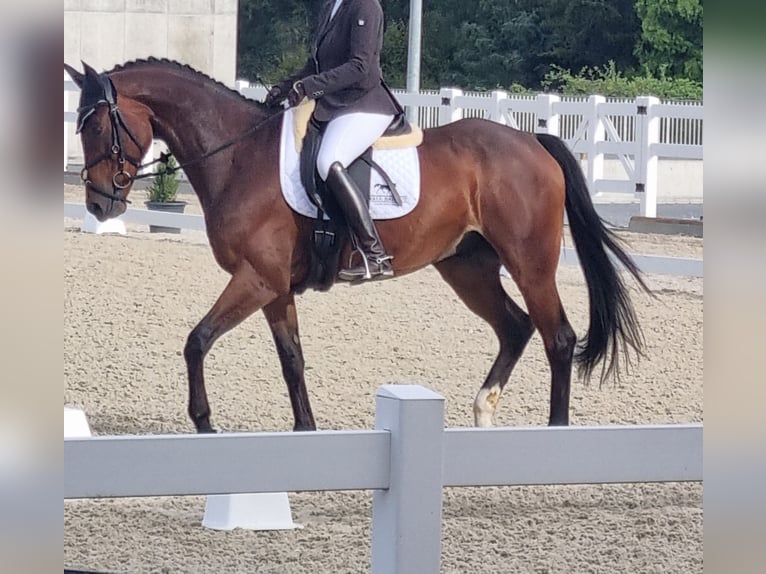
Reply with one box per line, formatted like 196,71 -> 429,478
316,112 -> 395,180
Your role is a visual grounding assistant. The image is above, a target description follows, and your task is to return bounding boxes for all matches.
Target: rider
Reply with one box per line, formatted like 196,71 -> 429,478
265,0 -> 401,282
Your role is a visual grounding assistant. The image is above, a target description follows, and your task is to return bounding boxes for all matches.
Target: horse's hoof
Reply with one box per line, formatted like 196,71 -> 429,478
547,419 -> 569,427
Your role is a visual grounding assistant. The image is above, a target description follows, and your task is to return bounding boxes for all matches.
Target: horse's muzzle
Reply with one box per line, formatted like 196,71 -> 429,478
86,196 -> 127,222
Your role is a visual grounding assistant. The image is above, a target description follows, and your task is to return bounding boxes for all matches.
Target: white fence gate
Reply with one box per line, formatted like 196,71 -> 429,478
65,385 -> 703,573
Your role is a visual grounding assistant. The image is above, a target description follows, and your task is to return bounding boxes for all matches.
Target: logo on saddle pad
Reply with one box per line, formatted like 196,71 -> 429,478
372,183 -> 399,205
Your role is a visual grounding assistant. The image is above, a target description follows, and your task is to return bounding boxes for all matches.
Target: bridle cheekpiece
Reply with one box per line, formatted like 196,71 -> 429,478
76,72 -> 144,203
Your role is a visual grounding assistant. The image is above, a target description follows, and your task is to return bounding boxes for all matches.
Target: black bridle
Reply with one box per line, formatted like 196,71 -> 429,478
77,73 -> 284,206
76,75 -> 144,204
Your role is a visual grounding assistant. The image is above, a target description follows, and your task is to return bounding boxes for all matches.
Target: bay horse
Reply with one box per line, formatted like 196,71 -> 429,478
64,58 -> 649,432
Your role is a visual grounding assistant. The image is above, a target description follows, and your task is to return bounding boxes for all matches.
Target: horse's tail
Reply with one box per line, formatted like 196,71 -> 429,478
535,132 -> 651,383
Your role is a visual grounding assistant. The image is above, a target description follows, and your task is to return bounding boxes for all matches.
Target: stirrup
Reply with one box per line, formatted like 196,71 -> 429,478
338,253 -> 394,282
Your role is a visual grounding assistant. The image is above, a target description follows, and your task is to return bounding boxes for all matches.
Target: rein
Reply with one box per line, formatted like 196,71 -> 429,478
130,109 -> 285,182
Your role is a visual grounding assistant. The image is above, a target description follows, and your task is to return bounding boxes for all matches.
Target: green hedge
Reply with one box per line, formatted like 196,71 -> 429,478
539,61 -> 702,101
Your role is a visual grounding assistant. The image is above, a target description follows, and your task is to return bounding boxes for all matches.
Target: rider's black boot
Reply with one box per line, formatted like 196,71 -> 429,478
326,162 -> 394,282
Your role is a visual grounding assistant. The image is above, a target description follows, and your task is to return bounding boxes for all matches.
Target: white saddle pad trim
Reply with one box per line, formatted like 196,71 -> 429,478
279,108 -> 421,220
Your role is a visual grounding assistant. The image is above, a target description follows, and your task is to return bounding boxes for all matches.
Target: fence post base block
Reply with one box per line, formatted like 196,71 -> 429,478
81,211 -> 127,235
202,493 -> 300,531
64,407 -> 92,438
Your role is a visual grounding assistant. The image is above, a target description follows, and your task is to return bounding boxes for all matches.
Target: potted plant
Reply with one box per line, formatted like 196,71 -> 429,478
145,150 -> 187,233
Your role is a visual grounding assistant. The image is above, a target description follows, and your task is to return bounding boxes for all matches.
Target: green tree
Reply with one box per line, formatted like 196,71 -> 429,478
391,0 -> 642,91
235,1 -> 700,96
237,0 -> 314,83
635,0 -> 703,82
381,18 -> 409,87
505,0 -> 640,89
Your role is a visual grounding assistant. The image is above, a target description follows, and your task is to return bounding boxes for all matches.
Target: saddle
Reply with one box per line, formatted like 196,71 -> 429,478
292,100 -> 424,154
293,100 -> 423,293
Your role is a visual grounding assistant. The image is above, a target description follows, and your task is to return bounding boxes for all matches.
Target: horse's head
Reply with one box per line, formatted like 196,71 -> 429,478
65,62 -> 154,221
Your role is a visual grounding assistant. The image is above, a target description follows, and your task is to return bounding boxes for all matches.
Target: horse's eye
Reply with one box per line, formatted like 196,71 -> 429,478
85,120 -> 105,136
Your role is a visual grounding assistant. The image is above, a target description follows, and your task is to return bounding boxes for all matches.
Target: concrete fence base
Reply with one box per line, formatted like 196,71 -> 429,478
629,216 -> 703,237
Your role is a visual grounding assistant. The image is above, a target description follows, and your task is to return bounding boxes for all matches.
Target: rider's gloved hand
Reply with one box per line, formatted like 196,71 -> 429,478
287,81 -> 306,108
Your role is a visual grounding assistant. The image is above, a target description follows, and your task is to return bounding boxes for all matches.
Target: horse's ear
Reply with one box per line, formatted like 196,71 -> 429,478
64,63 -> 84,88
81,61 -> 101,80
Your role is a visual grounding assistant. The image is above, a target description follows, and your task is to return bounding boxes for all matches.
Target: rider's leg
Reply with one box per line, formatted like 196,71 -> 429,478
317,112 -> 395,281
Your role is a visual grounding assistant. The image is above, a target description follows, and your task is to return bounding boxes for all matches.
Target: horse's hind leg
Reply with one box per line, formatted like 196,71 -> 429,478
434,242 -> 534,427
521,280 -> 576,425
262,295 -> 316,431
184,265 -> 278,433
501,242 -> 577,426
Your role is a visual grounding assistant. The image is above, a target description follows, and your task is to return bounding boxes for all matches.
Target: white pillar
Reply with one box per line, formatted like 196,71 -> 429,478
635,96 -> 661,217
535,94 -> 561,136
371,385 -> 445,574
438,88 -> 463,126
405,0 -> 423,123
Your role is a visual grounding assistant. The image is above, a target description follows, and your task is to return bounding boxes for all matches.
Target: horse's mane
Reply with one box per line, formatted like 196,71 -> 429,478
106,57 -> 272,113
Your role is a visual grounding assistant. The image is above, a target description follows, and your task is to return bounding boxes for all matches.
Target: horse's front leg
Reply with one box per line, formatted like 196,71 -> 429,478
184,265 -> 277,433
262,294 -> 316,431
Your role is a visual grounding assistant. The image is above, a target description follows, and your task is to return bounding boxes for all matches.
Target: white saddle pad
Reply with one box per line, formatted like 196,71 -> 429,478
278,108 -> 421,220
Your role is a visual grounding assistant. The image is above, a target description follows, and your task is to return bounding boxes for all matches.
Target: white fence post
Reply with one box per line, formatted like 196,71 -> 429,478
489,90 -> 509,125
635,96 -> 661,217
236,80 -> 268,104
371,385 -> 445,574
64,72 -> 79,171
64,77 -> 69,171
535,94 -> 561,137
585,95 -> 606,193
438,88 -> 463,126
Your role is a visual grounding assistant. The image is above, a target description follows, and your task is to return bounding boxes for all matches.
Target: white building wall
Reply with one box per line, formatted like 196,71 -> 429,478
64,0 -> 238,166
64,0 -> 238,85
599,159 -> 703,203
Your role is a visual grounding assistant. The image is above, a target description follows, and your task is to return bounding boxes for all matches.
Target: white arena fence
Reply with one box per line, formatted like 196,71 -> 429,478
64,75 -> 703,218
63,202 -> 703,278
65,385 -> 703,573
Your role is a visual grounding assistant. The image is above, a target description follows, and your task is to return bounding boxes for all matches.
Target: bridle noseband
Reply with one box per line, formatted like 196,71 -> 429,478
77,75 -> 142,204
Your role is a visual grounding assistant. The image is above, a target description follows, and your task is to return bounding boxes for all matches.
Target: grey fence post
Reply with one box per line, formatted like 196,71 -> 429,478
371,385 -> 445,574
